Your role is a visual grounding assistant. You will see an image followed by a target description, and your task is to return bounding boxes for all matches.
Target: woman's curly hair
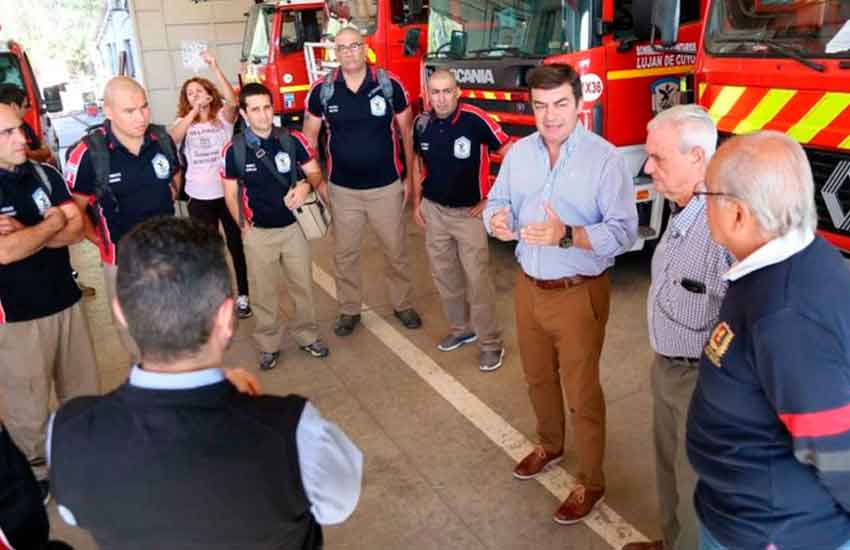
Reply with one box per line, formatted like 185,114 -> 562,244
177,77 -> 224,122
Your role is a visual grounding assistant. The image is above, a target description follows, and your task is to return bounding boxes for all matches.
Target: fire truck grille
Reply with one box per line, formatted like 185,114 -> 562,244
807,147 -> 850,238
462,98 -> 528,114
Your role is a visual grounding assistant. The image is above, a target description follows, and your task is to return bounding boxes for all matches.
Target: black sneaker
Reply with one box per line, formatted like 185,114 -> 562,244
236,295 -> 253,319
259,351 -> 280,371
300,339 -> 330,358
38,478 -> 50,505
437,331 -> 478,352
394,308 -> 422,329
334,314 -> 361,337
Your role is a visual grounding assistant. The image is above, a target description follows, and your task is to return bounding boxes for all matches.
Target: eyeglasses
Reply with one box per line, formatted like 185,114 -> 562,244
692,182 -> 737,200
335,42 -> 363,54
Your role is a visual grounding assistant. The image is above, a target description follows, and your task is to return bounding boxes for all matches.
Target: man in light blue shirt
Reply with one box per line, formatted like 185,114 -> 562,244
48,217 -> 362,550
483,63 -> 637,525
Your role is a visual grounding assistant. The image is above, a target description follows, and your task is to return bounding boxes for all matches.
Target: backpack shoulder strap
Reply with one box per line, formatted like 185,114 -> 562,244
276,128 -> 298,189
414,112 -> 431,138
29,161 -> 51,195
375,68 -> 395,113
231,133 -> 248,228
82,130 -> 114,214
319,69 -> 338,114
149,124 -> 177,170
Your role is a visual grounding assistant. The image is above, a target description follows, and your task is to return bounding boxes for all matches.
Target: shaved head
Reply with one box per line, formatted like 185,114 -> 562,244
427,68 -> 457,88
103,76 -> 146,108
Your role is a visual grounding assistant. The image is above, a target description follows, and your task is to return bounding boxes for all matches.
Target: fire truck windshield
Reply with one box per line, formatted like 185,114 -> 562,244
427,0 -> 591,58
0,54 -> 25,90
705,0 -> 850,58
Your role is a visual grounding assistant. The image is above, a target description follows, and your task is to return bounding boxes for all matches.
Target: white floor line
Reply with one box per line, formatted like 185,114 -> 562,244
312,263 -> 648,549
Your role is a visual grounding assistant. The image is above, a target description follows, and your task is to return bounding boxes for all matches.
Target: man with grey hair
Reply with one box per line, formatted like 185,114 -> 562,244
687,131 -> 850,550
623,105 -> 730,550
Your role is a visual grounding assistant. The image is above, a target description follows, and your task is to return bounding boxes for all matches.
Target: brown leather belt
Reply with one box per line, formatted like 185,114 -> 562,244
523,271 -> 601,290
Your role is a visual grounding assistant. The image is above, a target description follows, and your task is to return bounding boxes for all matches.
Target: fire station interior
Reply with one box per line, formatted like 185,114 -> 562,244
6,0 -> 848,548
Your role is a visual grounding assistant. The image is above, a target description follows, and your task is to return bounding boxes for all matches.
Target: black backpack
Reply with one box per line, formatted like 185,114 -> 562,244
318,67 -> 395,115
65,124 -> 177,226
230,128 -> 298,227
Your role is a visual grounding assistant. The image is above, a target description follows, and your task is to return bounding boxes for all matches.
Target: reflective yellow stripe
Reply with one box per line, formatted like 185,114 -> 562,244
482,91 -> 497,100
467,91 -> 477,99
606,65 -> 695,81
279,84 -> 311,93
503,92 -> 512,100
839,135 -> 850,150
367,47 -> 377,63
489,114 -> 500,122
732,89 -> 796,134
706,86 -> 746,123
787,93 -> 850,143
698,82 -> 706,102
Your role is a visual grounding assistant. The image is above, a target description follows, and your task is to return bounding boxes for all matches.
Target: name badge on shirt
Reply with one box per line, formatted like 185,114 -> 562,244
275,152 -> 291,174
370,95 -> 387,117
32,187 -> 51,216
151,153 -> 171,180
454,136 -> 471,159
246,163 -> 258,173
420,142 -> 429,151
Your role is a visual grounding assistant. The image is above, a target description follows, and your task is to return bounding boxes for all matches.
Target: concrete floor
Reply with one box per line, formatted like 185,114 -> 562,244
49,217 -> 661,550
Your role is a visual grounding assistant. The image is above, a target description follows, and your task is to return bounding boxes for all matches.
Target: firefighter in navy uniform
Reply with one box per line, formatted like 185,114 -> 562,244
411,69 -> 511,371
0,104 -> 100,503
64,76 -> 179,361
302,27 -> 421,337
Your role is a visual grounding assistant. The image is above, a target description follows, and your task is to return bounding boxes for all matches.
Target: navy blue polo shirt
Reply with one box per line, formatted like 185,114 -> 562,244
64,122 -> 177,265
0,162 -> 80,323
221,129 -> 314,229
306,66 -> 408,189
414,104 -> 509,208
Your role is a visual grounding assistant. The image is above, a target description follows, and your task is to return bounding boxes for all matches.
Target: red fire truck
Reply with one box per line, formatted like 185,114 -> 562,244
0,39 -> 63,165
422,0 -> 708,250
240,0 -> 429,127
657,0 -> 850,254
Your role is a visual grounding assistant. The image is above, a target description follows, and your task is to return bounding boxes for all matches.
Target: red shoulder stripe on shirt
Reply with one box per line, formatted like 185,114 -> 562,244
219,140 -> 234,180
64,140 -> 89,191
780,402 -> 850,438
291,130 -> 317,161
460,104 -> 509,145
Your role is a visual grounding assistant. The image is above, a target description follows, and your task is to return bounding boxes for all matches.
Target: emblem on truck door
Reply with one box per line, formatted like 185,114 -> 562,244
822,161 -> 850,231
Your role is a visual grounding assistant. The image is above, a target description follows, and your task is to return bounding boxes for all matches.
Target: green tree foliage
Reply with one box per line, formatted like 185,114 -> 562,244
0,0 -> 104,81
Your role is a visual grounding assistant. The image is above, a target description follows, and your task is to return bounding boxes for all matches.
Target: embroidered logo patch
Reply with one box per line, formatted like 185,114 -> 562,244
32,188 -> 51,216
705,321 -> 734,368
274,152 -> 291,173
370,95 -> 387,117
151,153 -> 170,179
453,136 -> 471,159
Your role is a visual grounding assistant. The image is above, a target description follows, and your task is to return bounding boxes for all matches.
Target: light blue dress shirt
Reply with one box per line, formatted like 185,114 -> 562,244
49,366 -> 363,527
483,124 -> 638,278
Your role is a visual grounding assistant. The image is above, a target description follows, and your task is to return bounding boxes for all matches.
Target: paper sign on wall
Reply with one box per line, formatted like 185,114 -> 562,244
181,40 -> 209,73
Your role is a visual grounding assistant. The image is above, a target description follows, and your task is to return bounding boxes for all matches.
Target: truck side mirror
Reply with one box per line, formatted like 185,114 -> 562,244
408,0 -> 424,18
450,30 -> 467,58
43,85 -> 64,114
404,28 -> 421,57
650,0 -> 680,47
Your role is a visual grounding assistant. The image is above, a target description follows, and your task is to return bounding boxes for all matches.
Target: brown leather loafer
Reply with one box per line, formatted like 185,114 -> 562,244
553,484 -> 604,524
512,446 -> 564,480
622,542 -> 664,550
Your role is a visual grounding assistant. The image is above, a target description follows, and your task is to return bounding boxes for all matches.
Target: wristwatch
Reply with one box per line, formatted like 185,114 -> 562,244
558,225 -> 573,249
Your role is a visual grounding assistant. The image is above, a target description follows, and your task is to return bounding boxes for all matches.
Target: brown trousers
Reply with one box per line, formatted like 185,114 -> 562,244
421,199 -> 501,351
329,182 -> 413,315
243,224 -> 319,352
514,271 -> 610,491
651,354 -> 699,550
0,302 -> 101,479
103,263 -> 140,362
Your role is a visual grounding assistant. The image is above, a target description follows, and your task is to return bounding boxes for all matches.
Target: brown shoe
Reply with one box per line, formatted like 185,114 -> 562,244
622,542 -> 664,550
553,484 -> 605,524
512,445 -> 563,480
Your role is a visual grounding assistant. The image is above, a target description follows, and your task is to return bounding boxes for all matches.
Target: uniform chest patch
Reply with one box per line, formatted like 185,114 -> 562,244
246,163 -> 258,173
453,136 -> 471,159
275,152 -> 291,173
705,321 -> 734,368
152,153 -> 171,179
32,187 -> 51,216
420,142 -> 430,151
370,95 -> 387,117
328,105 -> 340,114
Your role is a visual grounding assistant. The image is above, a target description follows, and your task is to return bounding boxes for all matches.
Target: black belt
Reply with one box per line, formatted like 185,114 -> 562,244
662,355 -> 700,365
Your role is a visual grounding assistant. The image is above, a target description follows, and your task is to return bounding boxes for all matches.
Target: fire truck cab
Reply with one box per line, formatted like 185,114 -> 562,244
240,0 -> 429,127
423,0 -> 707,250
0,39 -> 63,165
656,0 -> 850,254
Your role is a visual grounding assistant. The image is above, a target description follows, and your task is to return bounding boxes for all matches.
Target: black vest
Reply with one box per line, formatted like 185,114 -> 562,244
50,381 -> 322,550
